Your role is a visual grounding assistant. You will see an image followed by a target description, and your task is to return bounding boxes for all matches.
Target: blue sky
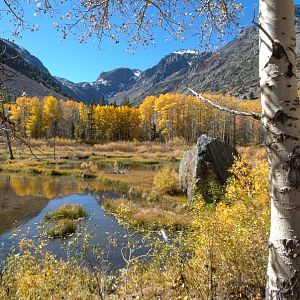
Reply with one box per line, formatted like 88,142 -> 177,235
1,1 -> 299,83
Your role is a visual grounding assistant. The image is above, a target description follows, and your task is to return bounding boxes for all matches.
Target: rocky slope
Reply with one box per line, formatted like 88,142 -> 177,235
0,38 -> 69,99
0,63 -> 68,100
112,26 -> 259,103
113,5 -> 300,104
113,50 -> 212,105
56,68 -> 141,103
1,5 -> 300,104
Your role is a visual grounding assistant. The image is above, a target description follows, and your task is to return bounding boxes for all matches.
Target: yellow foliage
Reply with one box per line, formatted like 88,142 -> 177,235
226,158 -> 269,205
189,158 -> 270,297
153,165 -> 180,195
0,239 -> 102,299
11,92 -> 263,145
118,158 -> 270,298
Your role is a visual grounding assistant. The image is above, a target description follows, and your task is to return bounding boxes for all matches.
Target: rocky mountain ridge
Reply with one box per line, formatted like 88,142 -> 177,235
1,5 -> 300,104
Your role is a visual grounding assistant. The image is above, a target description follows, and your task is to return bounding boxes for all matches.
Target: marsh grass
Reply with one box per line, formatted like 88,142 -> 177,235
0,141 -> 184,197
103,197 -> 190,231
47,218 -> 77,238
1,157 -> 269,299
45,204 -> 87,221
45,204 -> 87,238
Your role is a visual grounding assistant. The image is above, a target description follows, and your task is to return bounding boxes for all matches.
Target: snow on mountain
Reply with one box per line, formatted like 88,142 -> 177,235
174,50 -> 201,55
133,70 -> 141,78
97,78 -> 109,86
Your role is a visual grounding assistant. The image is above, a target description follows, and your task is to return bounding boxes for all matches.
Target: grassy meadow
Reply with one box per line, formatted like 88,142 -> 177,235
0,139 -> 269,299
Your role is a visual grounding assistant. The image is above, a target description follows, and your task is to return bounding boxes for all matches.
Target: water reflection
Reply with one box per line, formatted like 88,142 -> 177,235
0,174 -> 118,233
0,174 -> 149,271
3,174 -> 114,199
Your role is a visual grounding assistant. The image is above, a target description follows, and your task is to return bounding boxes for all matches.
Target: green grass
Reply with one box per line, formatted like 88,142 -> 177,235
46,169 -> 65,176
47,219 -> 77,238
103,198 -> 190,231
45,204 -> 87,221
24,168 -> 43,174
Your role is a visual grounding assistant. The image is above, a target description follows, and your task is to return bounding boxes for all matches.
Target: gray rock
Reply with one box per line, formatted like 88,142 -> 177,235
179,134 -> 238,200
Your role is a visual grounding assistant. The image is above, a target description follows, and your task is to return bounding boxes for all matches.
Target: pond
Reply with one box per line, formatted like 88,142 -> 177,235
0,174 -> 149,272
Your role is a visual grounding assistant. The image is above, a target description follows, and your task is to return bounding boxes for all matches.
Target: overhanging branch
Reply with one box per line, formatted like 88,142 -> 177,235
188,88 -> 262,120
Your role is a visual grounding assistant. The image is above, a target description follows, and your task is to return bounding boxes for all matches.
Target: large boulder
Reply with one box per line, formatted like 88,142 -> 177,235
179,135 -> 238,200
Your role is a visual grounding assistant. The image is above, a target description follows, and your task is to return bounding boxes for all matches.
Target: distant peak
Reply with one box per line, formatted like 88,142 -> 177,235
133,70 -> 141,77
173,50 -> 200,55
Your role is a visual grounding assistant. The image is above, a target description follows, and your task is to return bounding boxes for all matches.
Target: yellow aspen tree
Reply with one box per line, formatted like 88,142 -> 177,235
43,96 -> 62,138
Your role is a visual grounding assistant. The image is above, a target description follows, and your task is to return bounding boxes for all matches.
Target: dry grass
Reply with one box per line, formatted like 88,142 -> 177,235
93,140 -> 187,156
45,204 -> 87,221
47,218 -> 77,238
0,143 -> 270,299
99,169 -> 157,192
103,196 -> 190,231
238,145 -> 267,165
0,141 -> 185,189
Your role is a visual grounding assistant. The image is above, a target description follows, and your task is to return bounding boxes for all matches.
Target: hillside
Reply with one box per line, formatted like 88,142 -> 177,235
56,68 -> 141,103
1,5 -> 300,103
0,38 -> 69,99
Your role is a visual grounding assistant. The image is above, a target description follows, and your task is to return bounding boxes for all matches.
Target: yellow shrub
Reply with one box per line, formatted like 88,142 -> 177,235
1,239 -> 105,299
117,158 -> 270,298
189,158 -> 270,297
226,158 -> 269,205
153,165 -> 180,195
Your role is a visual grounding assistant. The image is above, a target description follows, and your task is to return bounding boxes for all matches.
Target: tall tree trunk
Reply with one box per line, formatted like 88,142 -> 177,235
4,122 -> 14,160
233,114 -> 236,147
1,101 -> 14,160
260,1 -> 300,298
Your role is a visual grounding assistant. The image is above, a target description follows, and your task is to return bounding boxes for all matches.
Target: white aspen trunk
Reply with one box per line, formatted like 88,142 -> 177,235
260,0 -> 300,298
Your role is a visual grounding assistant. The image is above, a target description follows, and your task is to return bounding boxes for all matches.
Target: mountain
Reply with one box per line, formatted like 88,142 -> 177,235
111,27 -> 259,104
0,38 -> 141,103
112,50 -> 212,104
55,52 -> 204,104
112,5 -> 300,104
56,68 -> 141,103
1,5 -> 300,104
0,38 -> 70,99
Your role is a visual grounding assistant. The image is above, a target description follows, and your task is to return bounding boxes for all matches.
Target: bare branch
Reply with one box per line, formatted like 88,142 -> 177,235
0,0 -> 242,48
253,20 -> 275,45
2,0 -> 24,24
188,88 -> 262,120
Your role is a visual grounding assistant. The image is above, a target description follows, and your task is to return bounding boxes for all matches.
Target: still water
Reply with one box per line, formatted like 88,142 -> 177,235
0,174 -> 149,271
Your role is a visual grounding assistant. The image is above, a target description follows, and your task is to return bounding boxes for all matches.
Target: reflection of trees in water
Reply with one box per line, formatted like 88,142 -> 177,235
6,175 -> 109,199
1,195 -> 8,210
0,174 -> 110,232
0,176 -> 10,209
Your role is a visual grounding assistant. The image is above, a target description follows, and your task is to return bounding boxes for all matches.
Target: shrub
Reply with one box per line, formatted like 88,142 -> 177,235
153,165 -> 180,195
47,219 -> 76,238
188,158 -> 270,297
0,239 -> 112,299
115,158 -> 269,299
45,204 -> 87,221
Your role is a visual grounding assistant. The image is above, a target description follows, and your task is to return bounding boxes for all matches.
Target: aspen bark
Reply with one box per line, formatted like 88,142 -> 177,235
0,101 -> 14,160
4,122 -> 14,160
260,0 -> 300,298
